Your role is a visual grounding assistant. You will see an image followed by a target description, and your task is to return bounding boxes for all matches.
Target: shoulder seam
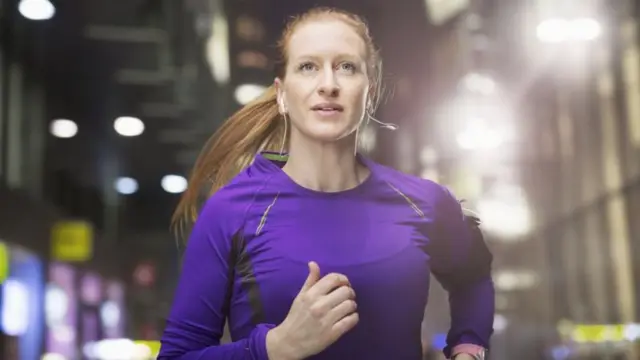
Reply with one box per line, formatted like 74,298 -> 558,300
239,172 -> 279,234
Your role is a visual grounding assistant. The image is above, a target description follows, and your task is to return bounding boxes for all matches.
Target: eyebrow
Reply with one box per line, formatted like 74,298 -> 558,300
291,53 -> 364,63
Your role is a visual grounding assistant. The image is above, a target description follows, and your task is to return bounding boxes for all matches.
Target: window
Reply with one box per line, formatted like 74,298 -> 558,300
235,15 -> 264,42
236,50 -> 268,69
556,91 -> 574,160
596,45 -> 623,193
621,19 -> 640,148
605,194 -> 635,323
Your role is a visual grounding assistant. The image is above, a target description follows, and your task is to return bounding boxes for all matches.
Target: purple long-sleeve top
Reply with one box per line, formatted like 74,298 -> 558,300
159,152 -> 495,359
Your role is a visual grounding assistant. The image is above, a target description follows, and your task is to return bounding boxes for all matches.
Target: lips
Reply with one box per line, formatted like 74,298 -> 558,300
311,103 -> 344,112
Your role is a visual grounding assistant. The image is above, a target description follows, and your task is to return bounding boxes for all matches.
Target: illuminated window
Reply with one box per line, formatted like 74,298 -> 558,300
582,208 -> 609,322
447,166 -> 481,201
419,146 -> 438,167
100,301 -> 121,329
494,269 -> 539,291
596,45 -> 623,193
206,11 -> 230,85
1,279 -> 29,336
236,15 -> 264,42
237,50 -> 269,69
477,184 -> 533,239
605,194 -> 635,323
420,167 -> 439,182
621,20 -> 640,148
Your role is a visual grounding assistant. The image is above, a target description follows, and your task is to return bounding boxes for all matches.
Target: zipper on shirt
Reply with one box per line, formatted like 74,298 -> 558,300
384,181 -> 425,218
255,192 -> 280,235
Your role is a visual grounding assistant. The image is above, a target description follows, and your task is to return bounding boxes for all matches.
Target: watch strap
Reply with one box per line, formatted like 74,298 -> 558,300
451,344 -> 486,359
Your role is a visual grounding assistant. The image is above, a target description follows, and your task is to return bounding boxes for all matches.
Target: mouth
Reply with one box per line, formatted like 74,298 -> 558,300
311,103 -> 344,117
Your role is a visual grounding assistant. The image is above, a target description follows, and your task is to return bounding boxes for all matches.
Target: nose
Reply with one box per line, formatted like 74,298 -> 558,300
318,69 -> 339,97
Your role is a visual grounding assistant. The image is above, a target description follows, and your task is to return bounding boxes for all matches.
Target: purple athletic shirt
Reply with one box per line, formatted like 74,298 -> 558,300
159,152 -> 495,359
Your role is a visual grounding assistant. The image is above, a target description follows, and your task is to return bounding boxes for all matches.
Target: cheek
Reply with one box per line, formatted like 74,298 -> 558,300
283,84 -> 313,113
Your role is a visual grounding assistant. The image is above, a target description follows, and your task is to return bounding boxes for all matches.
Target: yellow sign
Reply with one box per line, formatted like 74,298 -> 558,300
558,321 -> 640,343
0,242 -> 8,283
51,221 -> 93,262
134,340 -> 160,356
572,324 -> 626,343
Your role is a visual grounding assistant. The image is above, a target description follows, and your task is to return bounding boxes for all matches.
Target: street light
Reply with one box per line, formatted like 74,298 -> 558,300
114,116 -> 144,137
114,177 -> 138,195
161,175 -> 187,194
570,18 -> 602,41
234,84 -> 267,105
477,185 -> 532,239
460,72 -> 496,95
536,17 -> 602,43
493,269 -> 538,291
50,119 -> 78,138
444,93 -> 514,153
18,0 -> 55,21
456,117 -> 506,151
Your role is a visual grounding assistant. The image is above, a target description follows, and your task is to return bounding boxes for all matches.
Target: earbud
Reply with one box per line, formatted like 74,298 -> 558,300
369,116 -> 398,130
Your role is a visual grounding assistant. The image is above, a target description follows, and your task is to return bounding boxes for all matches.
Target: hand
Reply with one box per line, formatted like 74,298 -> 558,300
266,261 -> 358,360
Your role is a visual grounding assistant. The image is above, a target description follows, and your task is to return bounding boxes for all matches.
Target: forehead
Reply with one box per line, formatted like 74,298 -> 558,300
287,19 -> 366,60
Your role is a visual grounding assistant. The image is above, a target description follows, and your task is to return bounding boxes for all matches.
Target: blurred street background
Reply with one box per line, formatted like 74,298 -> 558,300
0,0 -> 639,359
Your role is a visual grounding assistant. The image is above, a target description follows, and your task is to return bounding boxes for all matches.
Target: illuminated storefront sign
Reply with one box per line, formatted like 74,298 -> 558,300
558,321 -> 640,343
102,281 -> 125,339
45,262 -> 78,359
0,246 -> 45,360
51,220 -> 93,262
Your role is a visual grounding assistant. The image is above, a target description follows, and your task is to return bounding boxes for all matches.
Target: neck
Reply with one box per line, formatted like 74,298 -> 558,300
283,133 -> 369,192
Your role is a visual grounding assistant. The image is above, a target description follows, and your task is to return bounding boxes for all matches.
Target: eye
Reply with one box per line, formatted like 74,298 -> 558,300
298,62 -> 317,72
338,62 -> 356,73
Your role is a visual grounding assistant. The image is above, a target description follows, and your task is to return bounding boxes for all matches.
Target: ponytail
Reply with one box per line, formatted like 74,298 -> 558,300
172,85 -> 286,238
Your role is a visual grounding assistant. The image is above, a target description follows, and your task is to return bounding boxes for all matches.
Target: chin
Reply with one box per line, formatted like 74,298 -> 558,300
304,121 -> 358,143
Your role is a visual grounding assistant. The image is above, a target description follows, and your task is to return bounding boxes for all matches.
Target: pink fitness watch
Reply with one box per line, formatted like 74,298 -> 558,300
452,345 -> 487,359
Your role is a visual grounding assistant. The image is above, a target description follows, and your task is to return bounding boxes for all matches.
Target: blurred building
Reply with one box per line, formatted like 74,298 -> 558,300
0,1 -> 134,359
520,1 -> 640,357
410,0 -> 640,358
0,0 -> 207,358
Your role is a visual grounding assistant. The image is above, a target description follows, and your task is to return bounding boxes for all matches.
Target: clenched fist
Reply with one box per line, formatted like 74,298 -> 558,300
266,261 -> 359,360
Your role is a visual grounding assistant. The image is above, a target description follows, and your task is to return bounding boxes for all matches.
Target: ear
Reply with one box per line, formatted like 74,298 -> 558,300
274,78 -> 286,114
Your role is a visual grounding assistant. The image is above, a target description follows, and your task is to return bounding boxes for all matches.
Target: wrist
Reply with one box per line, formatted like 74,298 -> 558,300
266,326 -> 298,360
451,344 -> 486,360
452,355 -> 475,360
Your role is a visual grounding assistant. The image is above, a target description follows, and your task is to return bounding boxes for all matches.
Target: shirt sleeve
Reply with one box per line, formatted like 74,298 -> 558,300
158,194 -> 276,360
429,186 -> 495,359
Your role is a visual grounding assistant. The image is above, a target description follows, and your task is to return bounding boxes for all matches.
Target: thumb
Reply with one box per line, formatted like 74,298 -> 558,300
300,261 -> 320,292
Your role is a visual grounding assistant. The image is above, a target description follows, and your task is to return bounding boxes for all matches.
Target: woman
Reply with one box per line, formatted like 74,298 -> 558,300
159,7 -> 494,360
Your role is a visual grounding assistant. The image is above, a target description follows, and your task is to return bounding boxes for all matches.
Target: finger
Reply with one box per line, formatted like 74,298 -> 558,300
326,299 -> 357,324
313,286 -> 355,313
300,261 -> 321,292
329,312 -> 359,343
307,273 -> 350,298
